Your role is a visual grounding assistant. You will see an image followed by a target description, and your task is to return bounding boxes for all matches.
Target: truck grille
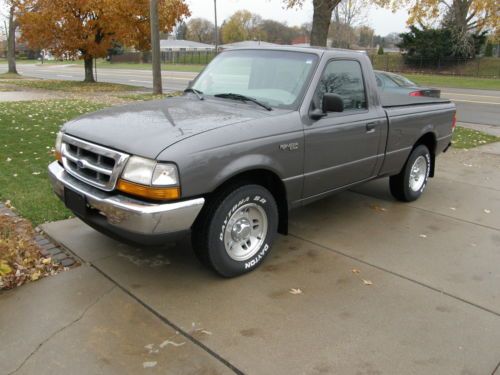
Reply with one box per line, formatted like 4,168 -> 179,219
61,134 -> 129,191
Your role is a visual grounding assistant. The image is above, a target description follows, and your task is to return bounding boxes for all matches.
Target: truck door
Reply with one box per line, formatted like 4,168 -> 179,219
303,59 -> 385,198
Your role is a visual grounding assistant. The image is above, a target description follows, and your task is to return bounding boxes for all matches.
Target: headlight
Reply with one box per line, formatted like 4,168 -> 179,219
121,156 -> 157,185
55,132 -> 63,161
117,156 -> 180,201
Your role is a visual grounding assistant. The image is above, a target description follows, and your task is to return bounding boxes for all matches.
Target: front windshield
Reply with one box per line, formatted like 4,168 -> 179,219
192,49 -> 319,109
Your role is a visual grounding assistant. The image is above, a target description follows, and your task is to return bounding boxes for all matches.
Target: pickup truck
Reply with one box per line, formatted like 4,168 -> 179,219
48,47 -> 456,277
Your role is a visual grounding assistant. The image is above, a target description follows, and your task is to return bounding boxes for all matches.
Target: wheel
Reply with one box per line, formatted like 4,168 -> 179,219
389,145 -> 431,202
192,184 -> 278,277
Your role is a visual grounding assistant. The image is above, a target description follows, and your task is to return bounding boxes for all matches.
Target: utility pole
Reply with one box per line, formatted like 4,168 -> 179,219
214,0 -> 218,53
150,0 -> 162,94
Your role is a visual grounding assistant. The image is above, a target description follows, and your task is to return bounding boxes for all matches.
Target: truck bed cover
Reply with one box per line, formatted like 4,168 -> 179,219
381,92 -> 451,108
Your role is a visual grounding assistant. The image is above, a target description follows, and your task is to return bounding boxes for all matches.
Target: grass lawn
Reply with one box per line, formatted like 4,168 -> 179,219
403,74 -> 500,91
452,126 -> 500,149
0,100 -> 106,225
6,79 -> 141,93
0,72 -> 27,80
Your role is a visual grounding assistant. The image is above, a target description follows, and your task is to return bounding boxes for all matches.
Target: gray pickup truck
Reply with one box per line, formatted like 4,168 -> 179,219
48,47 -> 456,277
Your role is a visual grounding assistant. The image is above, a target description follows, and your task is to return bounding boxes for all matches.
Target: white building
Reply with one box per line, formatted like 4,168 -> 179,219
160,39 -> 215,52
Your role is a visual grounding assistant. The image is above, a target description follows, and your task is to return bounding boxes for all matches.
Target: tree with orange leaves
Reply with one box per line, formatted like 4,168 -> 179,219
17,0 -> 190,82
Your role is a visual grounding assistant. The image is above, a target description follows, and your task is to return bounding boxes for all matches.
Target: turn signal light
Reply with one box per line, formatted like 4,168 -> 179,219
452,113 -> 457,132
116,179 -> 180,201
55,151 -> 62,162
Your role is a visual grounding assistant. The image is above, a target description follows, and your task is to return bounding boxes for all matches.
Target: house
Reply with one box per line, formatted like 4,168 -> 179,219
219,41 -> 279,50
160,39 -> 215,52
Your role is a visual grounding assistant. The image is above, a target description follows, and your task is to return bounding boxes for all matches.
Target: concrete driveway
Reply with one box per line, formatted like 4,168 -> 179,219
2,144 -> 499,375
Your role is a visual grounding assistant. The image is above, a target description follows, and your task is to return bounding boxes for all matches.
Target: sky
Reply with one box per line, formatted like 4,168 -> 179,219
186,0 -> 410,36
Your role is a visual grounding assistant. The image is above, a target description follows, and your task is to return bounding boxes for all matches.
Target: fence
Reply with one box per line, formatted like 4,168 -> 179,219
369,54 -> 500,78
109,50 -> 500,78
110,51 -> 217,65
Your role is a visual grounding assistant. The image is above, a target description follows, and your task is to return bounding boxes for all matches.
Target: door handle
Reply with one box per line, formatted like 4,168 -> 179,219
366,122 -> 379,132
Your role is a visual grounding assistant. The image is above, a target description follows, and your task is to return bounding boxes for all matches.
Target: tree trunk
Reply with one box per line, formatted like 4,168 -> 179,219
7,5 -> 18,75
84,57 -> 95,82
310,0 -> 341,47
150,0 -> 163,94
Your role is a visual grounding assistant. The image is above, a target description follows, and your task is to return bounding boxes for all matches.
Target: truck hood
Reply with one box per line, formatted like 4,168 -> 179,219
62,96 -> 285,159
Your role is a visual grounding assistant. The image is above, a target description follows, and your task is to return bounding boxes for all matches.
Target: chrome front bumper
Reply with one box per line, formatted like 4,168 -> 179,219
48,161 -> 204,236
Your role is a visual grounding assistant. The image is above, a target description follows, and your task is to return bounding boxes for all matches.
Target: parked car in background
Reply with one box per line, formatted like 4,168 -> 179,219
375,70 -> 441,98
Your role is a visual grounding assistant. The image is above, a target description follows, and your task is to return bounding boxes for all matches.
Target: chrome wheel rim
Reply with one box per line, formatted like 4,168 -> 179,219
224,203 -> 268,261
409,155 -> 428,192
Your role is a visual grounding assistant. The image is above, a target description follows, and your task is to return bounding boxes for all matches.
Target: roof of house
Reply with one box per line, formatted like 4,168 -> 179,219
219,41 -> 279,49
159,39 -> 215,49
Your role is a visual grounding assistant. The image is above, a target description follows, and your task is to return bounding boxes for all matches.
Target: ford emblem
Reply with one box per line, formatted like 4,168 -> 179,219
76,160 -> 85,169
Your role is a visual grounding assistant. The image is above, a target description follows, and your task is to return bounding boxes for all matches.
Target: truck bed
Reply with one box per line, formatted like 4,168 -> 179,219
381,92 -> 451,108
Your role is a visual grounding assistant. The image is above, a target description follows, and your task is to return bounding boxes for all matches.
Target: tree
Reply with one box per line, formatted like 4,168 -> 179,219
358,25 -> 374,47
398,26 -> 454,65
484,41 -> 493,57
377,44 -> 384,55
374,0 -> 498,34
334,0 -> 368,27
186,18 -> 215,43
260,20 -> 299,44
284,0 -> 342,46
5,0 -> 20,75
175,21 -> 188,40
150,0 -> 162,94
18,0 -> 190,82
220,10 -> 263,44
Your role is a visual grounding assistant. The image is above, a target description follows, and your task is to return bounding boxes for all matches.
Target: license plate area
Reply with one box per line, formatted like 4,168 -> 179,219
64,187 -> 88,217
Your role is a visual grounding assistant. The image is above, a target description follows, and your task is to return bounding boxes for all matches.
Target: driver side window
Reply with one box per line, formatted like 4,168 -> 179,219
313,60 -> 367,112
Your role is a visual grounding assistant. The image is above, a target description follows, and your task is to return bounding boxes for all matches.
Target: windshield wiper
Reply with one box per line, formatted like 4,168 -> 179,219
184,88 -> 204,100
214,93 -> 272,111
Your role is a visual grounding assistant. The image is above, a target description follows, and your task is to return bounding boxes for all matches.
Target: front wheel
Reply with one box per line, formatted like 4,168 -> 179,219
390,145 -> 431,202
192,184 -> 278,277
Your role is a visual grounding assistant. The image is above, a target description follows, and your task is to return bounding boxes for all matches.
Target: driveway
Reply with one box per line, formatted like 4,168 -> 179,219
2,144 -> 500,374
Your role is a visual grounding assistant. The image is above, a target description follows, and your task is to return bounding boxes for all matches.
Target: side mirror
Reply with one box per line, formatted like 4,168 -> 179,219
323,93 -> 344,113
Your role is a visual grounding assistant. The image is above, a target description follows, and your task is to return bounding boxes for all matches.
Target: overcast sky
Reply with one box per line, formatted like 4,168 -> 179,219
187,0 -> 410,36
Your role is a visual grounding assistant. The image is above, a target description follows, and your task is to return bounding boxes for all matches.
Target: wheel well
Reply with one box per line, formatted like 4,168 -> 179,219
414,133 -> 437,177
209,169 -> 289,235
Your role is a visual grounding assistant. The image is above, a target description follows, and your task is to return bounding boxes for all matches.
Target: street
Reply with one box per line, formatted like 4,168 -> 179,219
1,63 -> 499,127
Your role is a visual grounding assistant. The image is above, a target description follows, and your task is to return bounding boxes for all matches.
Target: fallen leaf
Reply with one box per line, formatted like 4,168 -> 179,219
449,207 -> 456,211
483,209 -> 491,214
369,204 -> 387,212
143,361 -> 157,369
195,329 -> 213,335
362,279 -> 373,286
419,234 -> 427,238
289,288 -> 303,295
352,269 -> 360,274
159,340 -> 185,348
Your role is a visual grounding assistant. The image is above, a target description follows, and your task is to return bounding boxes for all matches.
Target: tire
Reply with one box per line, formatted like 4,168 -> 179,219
192,184 -> 278,277
389,145 -> 431,202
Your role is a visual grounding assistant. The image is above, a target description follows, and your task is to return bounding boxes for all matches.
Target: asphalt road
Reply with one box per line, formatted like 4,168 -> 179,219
2,63 -> 499,126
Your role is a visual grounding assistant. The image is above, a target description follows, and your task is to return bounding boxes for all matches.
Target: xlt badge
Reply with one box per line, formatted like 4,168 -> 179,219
279,142 -> 299,151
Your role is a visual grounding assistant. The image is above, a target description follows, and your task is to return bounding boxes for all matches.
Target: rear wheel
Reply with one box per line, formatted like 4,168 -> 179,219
390,145 -> 431,202
192,184 -> 278,277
